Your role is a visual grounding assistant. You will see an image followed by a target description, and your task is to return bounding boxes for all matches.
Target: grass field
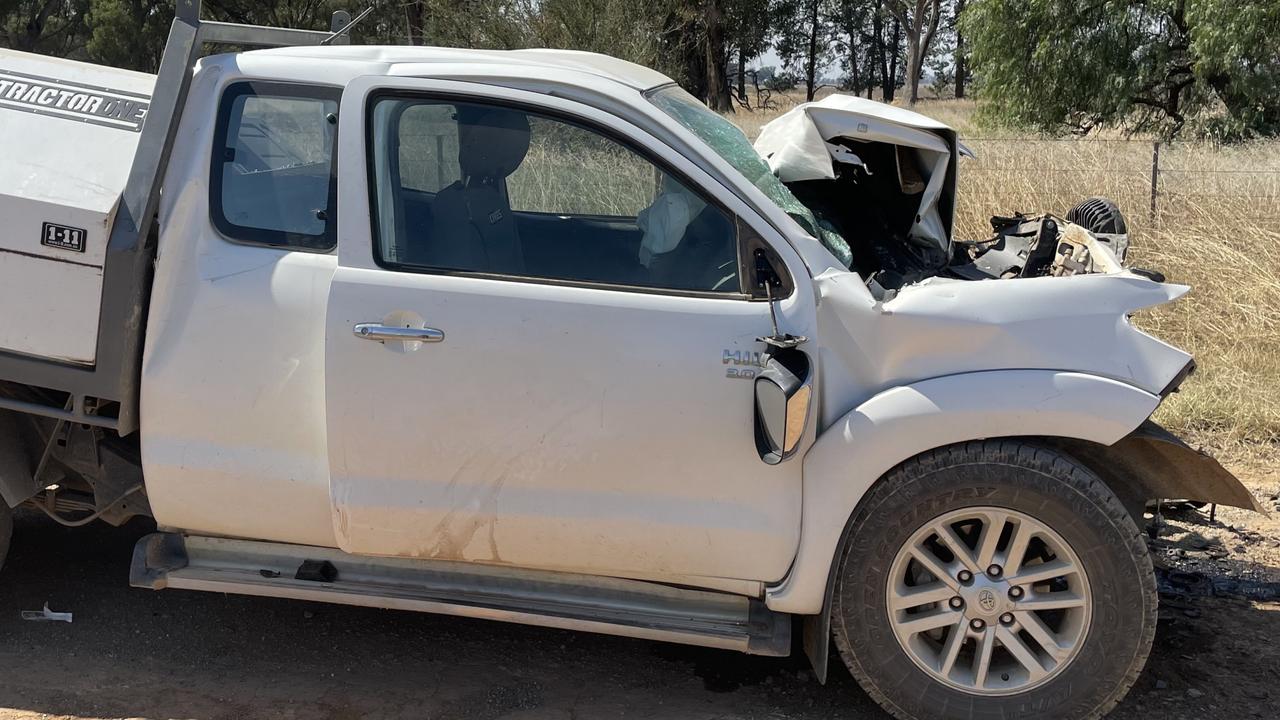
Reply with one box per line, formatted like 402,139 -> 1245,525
733,94 -> 1280,463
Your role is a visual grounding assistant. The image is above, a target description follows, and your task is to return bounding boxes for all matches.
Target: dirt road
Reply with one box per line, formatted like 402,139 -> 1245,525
0,489 -> 1277,720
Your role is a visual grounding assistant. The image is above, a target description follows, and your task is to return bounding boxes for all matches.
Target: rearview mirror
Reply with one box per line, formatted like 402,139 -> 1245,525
754,348 -> 813,465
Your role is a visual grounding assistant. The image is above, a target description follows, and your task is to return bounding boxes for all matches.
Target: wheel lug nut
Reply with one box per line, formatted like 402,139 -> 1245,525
986,564 -> 1003,578
970,618 -> 985,631
958,570 -> 973,583
949,596 -> 964,609
1000,612 -> 1014,625
1009,586 -> 1024,599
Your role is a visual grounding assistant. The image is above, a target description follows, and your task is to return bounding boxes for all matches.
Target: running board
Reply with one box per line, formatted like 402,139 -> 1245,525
130,533 -> 791,656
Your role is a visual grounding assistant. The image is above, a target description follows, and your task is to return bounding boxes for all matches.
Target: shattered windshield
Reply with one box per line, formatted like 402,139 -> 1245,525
646,85 -> 853,268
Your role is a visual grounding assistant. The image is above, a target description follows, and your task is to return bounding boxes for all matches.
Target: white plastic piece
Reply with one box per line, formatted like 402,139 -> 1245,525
21,602 -> 73,623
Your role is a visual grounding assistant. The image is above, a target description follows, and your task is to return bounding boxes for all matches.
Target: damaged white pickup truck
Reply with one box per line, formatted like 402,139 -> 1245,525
0,5 -> 1261,719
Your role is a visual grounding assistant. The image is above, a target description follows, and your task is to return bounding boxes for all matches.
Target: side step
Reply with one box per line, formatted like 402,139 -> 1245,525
131,533 -> 791,656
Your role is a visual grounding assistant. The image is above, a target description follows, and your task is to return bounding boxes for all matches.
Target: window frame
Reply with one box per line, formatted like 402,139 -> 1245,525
364,90 -> 762,300
210,81 -> 343,252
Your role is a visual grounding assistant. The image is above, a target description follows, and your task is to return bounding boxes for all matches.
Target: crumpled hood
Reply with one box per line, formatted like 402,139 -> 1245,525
813,269 -> 1194,429
753,94 -> 959,253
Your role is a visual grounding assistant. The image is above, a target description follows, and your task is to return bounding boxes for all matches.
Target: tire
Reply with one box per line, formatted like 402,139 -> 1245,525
1066,197 -> 1127,235
831,440 -> 1155,720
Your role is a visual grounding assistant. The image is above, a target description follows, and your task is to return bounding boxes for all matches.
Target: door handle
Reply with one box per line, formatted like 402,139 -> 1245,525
353,323 -> 445,343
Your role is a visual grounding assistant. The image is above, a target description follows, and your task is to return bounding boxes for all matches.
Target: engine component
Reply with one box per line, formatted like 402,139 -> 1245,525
1067,196 -> 1128,235
1067,196 -> 1130,261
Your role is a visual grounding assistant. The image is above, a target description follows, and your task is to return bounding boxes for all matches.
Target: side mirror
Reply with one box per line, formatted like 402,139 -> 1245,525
754,348 -> 813,465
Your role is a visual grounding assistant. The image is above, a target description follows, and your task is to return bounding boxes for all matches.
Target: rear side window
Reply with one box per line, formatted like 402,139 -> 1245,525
211,82 -> 341,251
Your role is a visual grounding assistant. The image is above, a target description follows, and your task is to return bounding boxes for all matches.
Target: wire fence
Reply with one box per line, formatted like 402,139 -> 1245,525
951,137 -> 1280,238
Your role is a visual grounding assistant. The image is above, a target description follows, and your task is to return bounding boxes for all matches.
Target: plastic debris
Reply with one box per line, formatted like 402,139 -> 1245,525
20,602 -> 73,623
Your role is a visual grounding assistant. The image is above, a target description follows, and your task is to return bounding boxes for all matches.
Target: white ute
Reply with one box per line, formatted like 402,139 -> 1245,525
0,5 -> 1261,719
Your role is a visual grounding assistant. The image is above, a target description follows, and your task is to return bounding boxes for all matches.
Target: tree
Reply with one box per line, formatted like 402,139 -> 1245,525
1186,0 -> 1280,139
952,0 -> 966,98
772,0 -> 838,101
85,0 -> 170,71
528,0 -> 657,61
656,0 -> 734,111
372,0 -> 531,49
963,0 -> 1280,139
701,0 -> 732,110
883,0 -> 943,104
835,0 -> 877,97
919,0 -> 963,98
725,0 -> 770,104
1,0 -> 87,56
925,35 -> 952,97
866,0 -> 903,101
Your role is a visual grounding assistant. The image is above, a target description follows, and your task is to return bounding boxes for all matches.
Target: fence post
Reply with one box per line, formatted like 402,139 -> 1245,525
1150,140 -> 1161,223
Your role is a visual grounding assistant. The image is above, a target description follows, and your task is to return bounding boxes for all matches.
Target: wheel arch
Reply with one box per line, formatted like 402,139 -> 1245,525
768,369 -> 1162,682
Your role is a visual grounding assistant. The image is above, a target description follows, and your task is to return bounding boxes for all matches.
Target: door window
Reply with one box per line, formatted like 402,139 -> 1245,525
367,96 -> 741,294
211,82 -> 340,251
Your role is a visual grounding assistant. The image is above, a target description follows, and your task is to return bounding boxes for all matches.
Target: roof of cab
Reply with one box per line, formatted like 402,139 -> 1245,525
245,45 -> 673,92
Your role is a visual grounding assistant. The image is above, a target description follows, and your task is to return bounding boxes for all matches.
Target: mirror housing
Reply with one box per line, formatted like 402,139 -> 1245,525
754,348 -> 813,465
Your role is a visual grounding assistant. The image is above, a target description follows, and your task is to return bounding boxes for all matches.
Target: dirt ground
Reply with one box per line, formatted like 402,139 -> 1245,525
0,467 -> 1277,720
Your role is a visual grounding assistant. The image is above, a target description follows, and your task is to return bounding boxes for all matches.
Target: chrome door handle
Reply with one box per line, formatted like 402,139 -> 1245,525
353,323 -> 445,343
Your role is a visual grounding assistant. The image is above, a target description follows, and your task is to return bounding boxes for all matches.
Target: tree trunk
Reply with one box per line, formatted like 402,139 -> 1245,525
703,0 -> 733,111
847,42 -> 860,94
737,49 -> 747,104
904,29 -> 921,104
843,8 -> 862,94
13,0 -> 63,51
665,11 -> 707,101
874,3 -> 889,101
886,18 -> 900,101
887,0 -> 943,104
805,0 -> 820,101
406,1 -> 426,45
954,0 -> 967,98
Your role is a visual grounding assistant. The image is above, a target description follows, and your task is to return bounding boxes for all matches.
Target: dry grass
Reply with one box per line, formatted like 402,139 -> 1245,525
731,96 -> 1280,463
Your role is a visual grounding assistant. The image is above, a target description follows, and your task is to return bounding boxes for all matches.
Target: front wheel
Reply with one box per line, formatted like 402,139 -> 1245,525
831,441 -> 1156,720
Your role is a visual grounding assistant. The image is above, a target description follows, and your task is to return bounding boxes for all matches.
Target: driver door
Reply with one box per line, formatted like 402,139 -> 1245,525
325,77 -> 817,584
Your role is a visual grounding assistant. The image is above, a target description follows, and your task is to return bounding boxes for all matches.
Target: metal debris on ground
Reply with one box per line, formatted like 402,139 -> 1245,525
20,602 -> 73,623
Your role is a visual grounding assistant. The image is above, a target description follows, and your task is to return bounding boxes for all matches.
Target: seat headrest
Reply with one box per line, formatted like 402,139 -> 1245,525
458,107 -> 531,181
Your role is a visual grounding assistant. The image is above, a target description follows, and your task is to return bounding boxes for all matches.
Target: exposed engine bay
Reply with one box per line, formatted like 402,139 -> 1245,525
753,96 -> 1140,295
950,210 -> 1130,280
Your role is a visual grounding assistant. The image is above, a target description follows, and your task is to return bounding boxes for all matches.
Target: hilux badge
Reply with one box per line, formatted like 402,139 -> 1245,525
723,349 -> 766,379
